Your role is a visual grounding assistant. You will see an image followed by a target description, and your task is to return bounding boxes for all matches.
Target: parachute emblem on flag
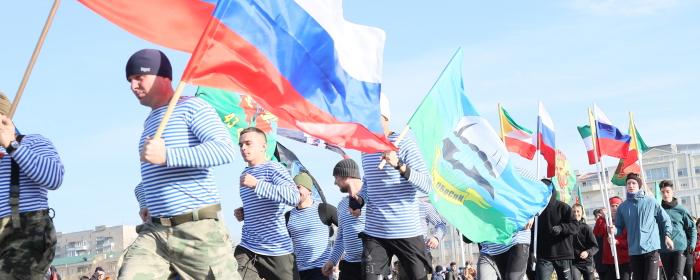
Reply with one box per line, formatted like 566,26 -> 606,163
431,151 -> 491,209
432,116 -> 510,204
409,48 -> 550,244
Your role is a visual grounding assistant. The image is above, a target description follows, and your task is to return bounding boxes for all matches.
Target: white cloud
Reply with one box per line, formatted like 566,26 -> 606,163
570,0 -> 679,15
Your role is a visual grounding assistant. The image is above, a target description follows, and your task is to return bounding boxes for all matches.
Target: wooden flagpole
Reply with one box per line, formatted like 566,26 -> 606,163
153,81 -> 187,139
9,0 -> 61,118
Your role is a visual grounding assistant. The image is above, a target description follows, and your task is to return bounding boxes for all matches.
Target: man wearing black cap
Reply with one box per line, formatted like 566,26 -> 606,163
118,49 -> 240,280
286,172 -> 337,280
322,158 -> 366,279
0,92 -> 65,279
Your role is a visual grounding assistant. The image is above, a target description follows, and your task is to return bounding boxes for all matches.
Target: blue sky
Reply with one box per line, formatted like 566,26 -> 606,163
1,0 -> 698,241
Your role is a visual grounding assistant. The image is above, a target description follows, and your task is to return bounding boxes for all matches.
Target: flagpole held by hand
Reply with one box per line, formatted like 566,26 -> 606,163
154,81 -> 187,139
591,106 -> 620,279
9,0 -> 61,118
378,126 -> 410,169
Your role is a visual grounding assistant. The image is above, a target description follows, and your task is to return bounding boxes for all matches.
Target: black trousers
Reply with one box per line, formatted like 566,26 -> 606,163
493,244 -> 530,280
630,251 -> 660,280
661,251 -> 686,280
571,262 -> 595,280
684,252 -> 694,280
603,263 -> 631,280
300,268 -> 327,280
360,233 -> 430,280
234,245 -> 300,280
535,259 -> 572,280
339,260 -> 363,280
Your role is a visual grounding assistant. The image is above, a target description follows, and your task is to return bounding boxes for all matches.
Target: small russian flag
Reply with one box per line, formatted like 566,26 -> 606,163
537,102 -> 556,178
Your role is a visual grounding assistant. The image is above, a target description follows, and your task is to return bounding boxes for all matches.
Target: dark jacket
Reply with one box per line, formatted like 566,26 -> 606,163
535,190 -> 579,260
572,218 -> 599,265
445,270 -> 458,280
660,197 -> 697,253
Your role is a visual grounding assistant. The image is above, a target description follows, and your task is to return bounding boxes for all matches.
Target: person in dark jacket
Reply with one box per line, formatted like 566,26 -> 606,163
571,204 -> 598,280
445,262 -> 458,280
659,180 -> 697,280
534,179 -> 578,280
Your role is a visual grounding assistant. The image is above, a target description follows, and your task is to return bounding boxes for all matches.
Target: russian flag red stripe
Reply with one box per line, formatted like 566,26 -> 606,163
79,0 -> 215,53
80,0 -> 395,152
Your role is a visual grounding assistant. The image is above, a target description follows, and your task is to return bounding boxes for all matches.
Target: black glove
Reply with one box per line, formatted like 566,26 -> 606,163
349,196 -> 363,210
551,225 -> 563,236
686,244 -> 694,255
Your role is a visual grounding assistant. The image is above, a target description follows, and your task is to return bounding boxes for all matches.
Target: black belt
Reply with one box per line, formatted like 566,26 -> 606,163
151,204 -> 221,227
1,209 -> 50,224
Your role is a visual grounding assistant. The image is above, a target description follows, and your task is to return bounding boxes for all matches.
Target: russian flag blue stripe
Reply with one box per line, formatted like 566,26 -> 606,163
539,121 -> 555,148
212,0 -> 383,132
596,122 -> 631,142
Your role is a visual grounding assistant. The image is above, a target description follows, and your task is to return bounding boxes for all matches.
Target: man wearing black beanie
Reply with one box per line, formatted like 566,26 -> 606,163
322,158 -> 366,279
118,49 -> 241,280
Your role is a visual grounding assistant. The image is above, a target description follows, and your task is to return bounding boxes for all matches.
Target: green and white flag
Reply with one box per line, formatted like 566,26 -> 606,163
408,49 -> 551,244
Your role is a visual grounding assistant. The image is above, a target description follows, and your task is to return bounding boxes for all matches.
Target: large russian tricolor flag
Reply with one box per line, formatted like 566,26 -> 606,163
593,105 -> 631,159
537,102 -> 556,178
79,0 -> 216,52
80,0 -> 395,153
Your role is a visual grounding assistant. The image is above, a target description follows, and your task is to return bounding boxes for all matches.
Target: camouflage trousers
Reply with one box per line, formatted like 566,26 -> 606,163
0,211 -> 57,280
118,219 -> 241,280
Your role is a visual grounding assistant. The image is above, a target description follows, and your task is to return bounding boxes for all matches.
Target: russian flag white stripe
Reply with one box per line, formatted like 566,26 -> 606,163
294,0 -> 385,83
538,102 -> 555,132
593,104 -> 613,125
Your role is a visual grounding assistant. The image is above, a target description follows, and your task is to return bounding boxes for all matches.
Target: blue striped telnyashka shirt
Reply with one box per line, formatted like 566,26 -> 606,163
419,200 -> 447,249
0,134 -> 64,218
480,229 -> 532,256
239,161 -> 300,256
135,183 -> 145,209
288,201 -> 333,270
138,97 -> 235,217
360,132 -> 432,239
329,196 -> 365,264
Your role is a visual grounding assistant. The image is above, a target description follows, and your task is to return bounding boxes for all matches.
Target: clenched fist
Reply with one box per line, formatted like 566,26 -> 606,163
240,173 -> 258,188
141,136 -> 166,165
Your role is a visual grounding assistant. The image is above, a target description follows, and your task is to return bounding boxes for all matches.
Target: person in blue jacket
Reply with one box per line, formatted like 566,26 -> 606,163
610,173 -> 673,280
